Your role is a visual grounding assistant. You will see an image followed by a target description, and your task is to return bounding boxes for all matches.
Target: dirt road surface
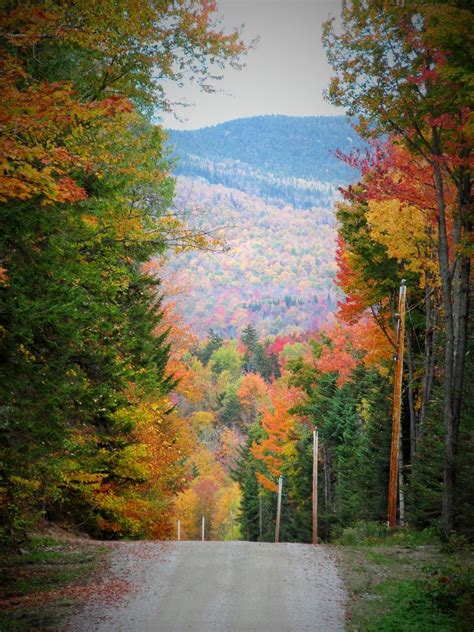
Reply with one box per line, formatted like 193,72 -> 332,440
66,541 -> 346,632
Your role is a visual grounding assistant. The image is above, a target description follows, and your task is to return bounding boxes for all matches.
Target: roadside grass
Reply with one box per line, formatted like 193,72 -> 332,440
0,534 -> 109,632
334,524 -> 474,632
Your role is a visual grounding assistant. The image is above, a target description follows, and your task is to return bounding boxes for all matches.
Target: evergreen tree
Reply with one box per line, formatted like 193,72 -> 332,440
197,329 -> 224,366
232,429 -> 261,541
219,391 -> 243,429
232,424 -> 278,542
242,325 -> 259,374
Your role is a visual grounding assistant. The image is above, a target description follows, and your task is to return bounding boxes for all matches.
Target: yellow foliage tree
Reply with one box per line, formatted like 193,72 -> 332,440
367,199 -> 439,287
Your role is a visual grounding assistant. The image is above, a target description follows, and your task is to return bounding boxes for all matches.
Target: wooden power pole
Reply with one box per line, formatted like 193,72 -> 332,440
275,476 -> 283,543
388,281 -> 407,529
312,429 -> 319,545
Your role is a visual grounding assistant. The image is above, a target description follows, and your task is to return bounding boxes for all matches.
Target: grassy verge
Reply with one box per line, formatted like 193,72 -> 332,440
0,532 -> 109,632
334,525 -> 474,632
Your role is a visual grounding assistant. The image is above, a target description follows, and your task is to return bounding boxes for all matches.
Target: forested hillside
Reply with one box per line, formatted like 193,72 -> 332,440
162,116 -> 363,337
164,0 -> 474,562
167,115 -> 364,208
163,177 -> 338,337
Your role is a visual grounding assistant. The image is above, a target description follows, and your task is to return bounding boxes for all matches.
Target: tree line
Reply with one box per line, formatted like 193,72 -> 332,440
0,0 -> 245,543
235,0 -> 473,541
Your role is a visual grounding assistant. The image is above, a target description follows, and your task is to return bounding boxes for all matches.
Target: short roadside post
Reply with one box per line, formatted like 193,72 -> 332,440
201,515 -> 205,541
275,475 -> 283,543
177,519 -> 181,542
312,429 -> 319,545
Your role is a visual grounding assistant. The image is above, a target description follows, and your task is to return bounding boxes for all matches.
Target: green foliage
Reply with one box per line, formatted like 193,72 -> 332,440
368,578 -> 458,631
0,0 -> 245,543
231,423 -> 277,542
335,521 -> 390,546
288,355 -> 392,539
241,325 -> 259,353
335,522 -> 440,548
282,424 -> 312,543
234,352 -> 393,543
406,402 -> 444,531
339,544 -> 473,632
209,340 -> 242,379
455,338 -> 474,539
242,326 -> 280,382
440,532 -> 471,555
336,193 -> 405,302
232,426 -> 261,540
363,561 -> 474,632
218,388 -> 244,429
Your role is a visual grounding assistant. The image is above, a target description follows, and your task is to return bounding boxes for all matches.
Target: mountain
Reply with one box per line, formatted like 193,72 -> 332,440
163,116 -> 362,338
163,178 -> 338,338
166,115 -> 364,208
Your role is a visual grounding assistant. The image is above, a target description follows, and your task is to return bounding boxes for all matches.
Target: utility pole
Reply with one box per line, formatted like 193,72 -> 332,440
312,429 -> 319,545
275,475 -> 283,543
398,441 -> 406,526
388,281 -> 407,528
201,515 -> 205,541
177,519 -> 181,542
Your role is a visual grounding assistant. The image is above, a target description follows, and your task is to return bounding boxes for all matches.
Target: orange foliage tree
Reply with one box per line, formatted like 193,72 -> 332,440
251,383 -> 302,492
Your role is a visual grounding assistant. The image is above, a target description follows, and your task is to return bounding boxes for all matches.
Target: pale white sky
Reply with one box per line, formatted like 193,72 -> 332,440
159,0 -> 344,130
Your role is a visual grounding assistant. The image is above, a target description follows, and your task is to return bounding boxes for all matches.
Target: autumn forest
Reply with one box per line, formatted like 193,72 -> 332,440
1,0 -> 472,587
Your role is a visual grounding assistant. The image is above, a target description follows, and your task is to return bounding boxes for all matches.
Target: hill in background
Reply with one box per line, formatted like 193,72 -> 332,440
163,116 -> 362,338
167,115 -> 364,208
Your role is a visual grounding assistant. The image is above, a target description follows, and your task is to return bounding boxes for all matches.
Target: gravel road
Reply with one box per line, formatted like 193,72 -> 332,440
66,541 -> 346,632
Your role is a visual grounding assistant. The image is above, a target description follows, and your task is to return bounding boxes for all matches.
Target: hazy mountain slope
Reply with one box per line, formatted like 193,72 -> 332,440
166,115 -> 363,208
163,177 -> 339,338
167,115 -> 361,182
163,116 -> 361,338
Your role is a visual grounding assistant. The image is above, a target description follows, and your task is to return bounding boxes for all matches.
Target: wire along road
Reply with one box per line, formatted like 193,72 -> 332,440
66,541 -> 346,632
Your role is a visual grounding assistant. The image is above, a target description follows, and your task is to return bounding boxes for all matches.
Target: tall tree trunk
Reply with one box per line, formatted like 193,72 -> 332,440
432,134 -> 471,535
323,446 -> 332,510
406,328 -> 417,463
432,148 -> 455,536
452,167 -> 471,448
420,280 -> 437,430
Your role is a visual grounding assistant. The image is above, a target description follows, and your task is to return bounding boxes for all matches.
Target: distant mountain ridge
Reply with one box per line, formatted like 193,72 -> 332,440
166,115 -> 364,208
163,115 -> 362,338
